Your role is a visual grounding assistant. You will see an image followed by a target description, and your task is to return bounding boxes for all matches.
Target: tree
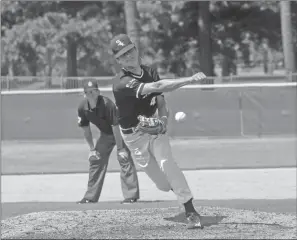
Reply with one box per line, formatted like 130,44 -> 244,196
210,1 -> 283,75
1,1 -> 60,35
177,1 -> 214,75
1,1 -> 290,78
280,1 -> 296,74
2,12 -> 69,78
1,1 -> 125,78
137,1 -> 192,76
124,1 -> 140,53
197,1 -> 214,75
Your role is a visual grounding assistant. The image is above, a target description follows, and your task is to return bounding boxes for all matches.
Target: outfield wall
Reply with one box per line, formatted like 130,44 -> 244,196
1,87 -> 296,140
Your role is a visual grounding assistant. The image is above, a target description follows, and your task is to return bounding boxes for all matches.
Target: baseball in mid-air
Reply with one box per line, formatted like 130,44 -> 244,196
175,111 -> 186,122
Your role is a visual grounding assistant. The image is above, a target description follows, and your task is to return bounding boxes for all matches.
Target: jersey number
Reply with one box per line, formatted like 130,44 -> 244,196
150,97 -> 156,106
126,78 -> 137,88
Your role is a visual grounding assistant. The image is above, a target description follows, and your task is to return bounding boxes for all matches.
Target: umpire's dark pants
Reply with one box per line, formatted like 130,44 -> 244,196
83,132 -> 139,202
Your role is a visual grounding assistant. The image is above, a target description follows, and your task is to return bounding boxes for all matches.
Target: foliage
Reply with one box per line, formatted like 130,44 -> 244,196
1,1 -> 292,77
1,1 -> 125,76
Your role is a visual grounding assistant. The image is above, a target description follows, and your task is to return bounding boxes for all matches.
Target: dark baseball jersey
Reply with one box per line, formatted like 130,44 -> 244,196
112,65 -> 163,129
77,95 -> 119,135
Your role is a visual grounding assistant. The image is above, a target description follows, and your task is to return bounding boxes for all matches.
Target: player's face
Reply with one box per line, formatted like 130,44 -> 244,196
117,47 -> 139,68
84,88 -> 100,100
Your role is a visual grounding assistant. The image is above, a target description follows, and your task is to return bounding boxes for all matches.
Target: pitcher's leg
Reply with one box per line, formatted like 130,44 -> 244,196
151,134 -> 193,204
151,134 -> 203,229
118,141 -> 140,200
142,154 -> 172,192
123,131 -> 171,192
83,134 -> 114,202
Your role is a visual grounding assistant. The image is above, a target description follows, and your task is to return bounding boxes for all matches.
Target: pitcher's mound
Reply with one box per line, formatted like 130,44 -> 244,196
2,206 -> 296,239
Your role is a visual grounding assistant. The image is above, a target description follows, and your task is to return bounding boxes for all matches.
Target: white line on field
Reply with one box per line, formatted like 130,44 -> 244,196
2,136 -> 296,145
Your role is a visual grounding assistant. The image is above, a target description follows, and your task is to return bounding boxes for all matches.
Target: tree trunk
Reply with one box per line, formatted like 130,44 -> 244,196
45,48 -> 53,88
221,40 -> 237,78
124,1 -> 140,55
222,55 -> 231,77
66,36 -> 78,88
197,1 -> 214,76
67,37 -> 77,77
7,63 -> 14,90
29,63 -> 37,76
280,1 -> 296,74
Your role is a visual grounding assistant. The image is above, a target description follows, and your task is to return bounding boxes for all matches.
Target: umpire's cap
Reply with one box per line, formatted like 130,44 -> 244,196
110,34 -> 135,58
83,79 -> 98,91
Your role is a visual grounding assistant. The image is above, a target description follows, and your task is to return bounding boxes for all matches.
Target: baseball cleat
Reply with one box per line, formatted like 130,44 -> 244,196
186,212 -> 204,229
76,198 -> 96,204
121,198 -> 138,204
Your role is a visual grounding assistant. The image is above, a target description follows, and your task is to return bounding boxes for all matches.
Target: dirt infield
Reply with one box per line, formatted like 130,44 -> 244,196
2,206 -> 296,239
2,199 -> 296,220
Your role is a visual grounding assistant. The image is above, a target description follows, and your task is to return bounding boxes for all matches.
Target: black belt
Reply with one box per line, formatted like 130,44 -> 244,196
121,127 -> 137,134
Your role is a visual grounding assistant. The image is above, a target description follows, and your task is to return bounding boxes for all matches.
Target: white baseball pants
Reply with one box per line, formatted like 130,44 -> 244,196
121,130 -> 193,204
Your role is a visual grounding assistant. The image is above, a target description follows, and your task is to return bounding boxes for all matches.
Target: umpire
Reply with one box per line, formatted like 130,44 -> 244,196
77,79 -> 139,204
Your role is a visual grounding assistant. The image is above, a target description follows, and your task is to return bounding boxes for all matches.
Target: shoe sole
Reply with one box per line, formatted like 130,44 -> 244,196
121,201 -> 137,204
77,201 -> 96,204
187,222 -> 204,229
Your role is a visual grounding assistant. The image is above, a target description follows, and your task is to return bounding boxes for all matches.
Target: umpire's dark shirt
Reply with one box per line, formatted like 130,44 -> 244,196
77,95 -> 119,135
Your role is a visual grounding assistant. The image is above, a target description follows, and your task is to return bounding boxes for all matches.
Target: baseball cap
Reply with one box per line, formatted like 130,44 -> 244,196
110,34 -> 135,58
83,79 -> 98,91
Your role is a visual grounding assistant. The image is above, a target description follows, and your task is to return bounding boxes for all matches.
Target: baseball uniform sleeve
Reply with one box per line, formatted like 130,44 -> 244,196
122,77 -> 146,99
106,100 -> 119,126
150,67 -> 161,82
77,106 -> 90,127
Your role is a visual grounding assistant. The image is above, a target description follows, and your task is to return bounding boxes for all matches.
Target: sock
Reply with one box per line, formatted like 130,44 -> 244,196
183,198 -> 196,213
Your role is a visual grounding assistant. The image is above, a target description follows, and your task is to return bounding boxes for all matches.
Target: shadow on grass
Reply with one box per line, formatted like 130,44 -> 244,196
164,212 -> 227,227
164,212 -> 293,229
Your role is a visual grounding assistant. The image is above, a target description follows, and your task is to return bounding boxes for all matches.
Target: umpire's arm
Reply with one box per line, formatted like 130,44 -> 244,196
81,126 -> 95,151
78,108 -> 95,151
107,101 -> 124,150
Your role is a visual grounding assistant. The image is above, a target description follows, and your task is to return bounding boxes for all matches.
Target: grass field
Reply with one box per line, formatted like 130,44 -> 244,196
2,137 -> 296,175
2,86 -> 296,140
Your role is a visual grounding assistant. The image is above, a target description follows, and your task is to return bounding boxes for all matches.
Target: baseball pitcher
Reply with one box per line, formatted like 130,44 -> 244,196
110,34 -> 207,229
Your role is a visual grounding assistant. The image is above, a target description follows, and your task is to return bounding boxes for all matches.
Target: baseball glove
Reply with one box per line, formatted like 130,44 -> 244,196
136,115 -> 166,135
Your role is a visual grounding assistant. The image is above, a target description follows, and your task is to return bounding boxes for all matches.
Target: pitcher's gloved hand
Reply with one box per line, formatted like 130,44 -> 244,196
117,147 -> 129,160
88,149 -> 100,161
136,115 -> 167,135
